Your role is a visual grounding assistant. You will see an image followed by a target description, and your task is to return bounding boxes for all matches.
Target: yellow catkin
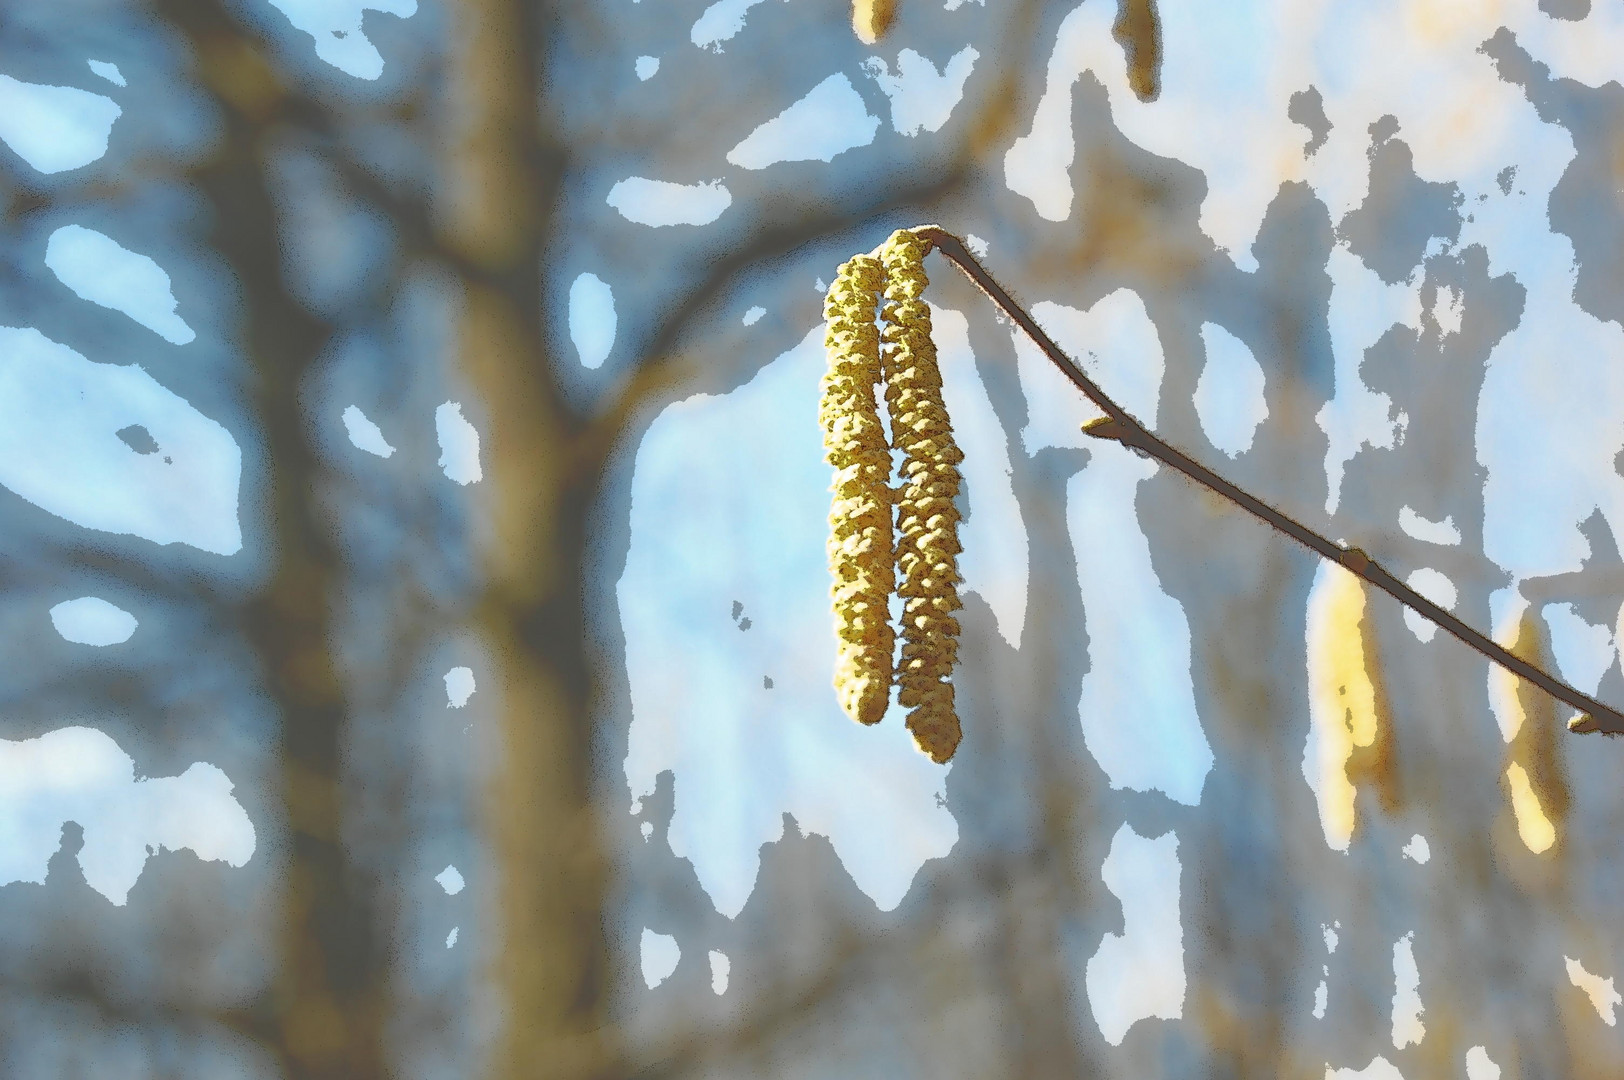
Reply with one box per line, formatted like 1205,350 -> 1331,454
851,0 -> 896,44
820,253 -> 895,726
1304,562 -> 1379,851
1506,762 -> 1556,854
880,229 -> 964,763
1495,608 -> 1565,854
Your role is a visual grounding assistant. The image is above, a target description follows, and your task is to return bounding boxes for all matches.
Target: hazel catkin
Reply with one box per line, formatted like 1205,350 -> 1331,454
879,229 -> 964,764
820,253 -> 895,727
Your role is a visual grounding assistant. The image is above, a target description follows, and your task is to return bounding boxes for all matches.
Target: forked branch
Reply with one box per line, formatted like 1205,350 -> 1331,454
911,225 -> 1624,737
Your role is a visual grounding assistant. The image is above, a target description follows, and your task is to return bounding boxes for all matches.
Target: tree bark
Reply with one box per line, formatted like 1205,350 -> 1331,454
442,1 -> 617,1076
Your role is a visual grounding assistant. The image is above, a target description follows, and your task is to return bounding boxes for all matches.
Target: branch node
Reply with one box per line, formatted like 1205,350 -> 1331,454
1081,416 -> 1149,458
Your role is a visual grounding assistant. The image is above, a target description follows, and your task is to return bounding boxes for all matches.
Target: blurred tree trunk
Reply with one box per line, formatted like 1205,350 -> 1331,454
156,1 -> 388,1076
441,0 -> 617,1076
163,0 -> 618,1074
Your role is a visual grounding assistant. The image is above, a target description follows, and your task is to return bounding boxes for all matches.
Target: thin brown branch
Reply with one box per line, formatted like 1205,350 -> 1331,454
912,225 -> 1624,737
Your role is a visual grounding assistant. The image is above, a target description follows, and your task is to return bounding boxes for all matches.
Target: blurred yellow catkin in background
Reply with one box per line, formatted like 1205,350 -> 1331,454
880,230 -> 964,764
1305,562 -> 1380,850
851,0 -> 896,45
820,253 -> 896,727
1490,607 -> 1565,854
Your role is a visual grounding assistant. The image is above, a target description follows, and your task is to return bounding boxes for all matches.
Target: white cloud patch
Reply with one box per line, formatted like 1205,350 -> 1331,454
444,666 -> 476,708
435,865 -> 465,895
863,47 -> 978,136
1542,602 -> 1615,695
1016,291 -> 1164,454
1513,4 -> 1624,89
0,326 -> 242,554
1398,506 -> 1460,547
742,306 -> 766,326
435,402 -> 482,485
0,726 -> 255,905
342,405 -> 395,458
87,60 -> 125,87
1314,921 -> 1338,1018
1478,303 -> 1624,584
46,226 -> 195,345
1391,932 -> 1425,1048
0,74 -> 120,174
1003,3 -> 1120,223
1016,292 -> 1213,805
1432,283 -> 1464,338
1465,1046 -> 1501,1080
1401,568 -> 1456,644
708,949 -> 730,994
690,0 -> 767,51
262,0 -> 419,80
607,177 -> 732,227
1085,824 -> 1185,1045
1566,955 -> 1622,1025
1325,1058 -> 1406,1080
1194,321 -> 1267,457
1401,834 -> 1431,864
635,56 -> 659,81
49,597 -> 137,646
568,272 -> 617,370
1318,247 -> 1416,515
641,928 -> 680,988
727,74 -> 880,169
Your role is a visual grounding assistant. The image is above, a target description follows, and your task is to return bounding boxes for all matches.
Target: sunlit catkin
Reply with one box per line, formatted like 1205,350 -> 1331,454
820,253 -> 895,727
880,229 -> 964,763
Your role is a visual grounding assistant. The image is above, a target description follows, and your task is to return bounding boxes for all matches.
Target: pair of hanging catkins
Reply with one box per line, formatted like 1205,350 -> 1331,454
819,228 -> 964,764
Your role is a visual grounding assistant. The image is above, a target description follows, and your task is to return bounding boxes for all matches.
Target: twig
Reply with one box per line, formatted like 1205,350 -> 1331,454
912,225 -> 1624,737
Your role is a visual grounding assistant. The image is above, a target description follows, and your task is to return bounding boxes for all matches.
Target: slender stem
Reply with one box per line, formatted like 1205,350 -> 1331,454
913,225 -> 1624,737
